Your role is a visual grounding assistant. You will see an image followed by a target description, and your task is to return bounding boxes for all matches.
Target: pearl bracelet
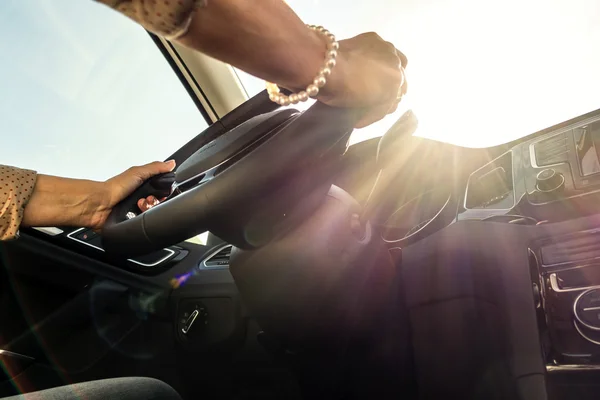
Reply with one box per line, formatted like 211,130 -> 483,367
266,25 -> 340,106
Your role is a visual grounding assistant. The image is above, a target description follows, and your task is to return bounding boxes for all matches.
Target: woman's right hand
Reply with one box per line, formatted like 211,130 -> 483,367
318,32 -> 408,129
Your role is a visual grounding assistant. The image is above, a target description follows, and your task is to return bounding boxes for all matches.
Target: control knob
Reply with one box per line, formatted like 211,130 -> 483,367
573,289 -> 600,346
536,168 -> 565,193
575,289 -> 600,331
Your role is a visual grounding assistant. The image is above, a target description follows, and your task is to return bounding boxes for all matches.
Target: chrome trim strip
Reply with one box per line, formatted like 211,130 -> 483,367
32,227 -> 64,236
547,364 -> 600,372
574,319 -> 600,345
382,189 -> 452,244
549,273 -> 600,293
181,309 -> 200,334
562,353 -> 593,358
529,132 -> 568,169
128,250 -> 175,267
536,173 -> 565,193
66,228 -> 175,268
0,350 -> 34,361
529,114 -> 600,168
574,289 -> 600,331
200,244 -> 233,269
173,116 -> 298,194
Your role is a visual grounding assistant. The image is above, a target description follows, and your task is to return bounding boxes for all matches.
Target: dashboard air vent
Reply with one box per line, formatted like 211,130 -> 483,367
202,245 -> 232,268
534,133 -> 568,166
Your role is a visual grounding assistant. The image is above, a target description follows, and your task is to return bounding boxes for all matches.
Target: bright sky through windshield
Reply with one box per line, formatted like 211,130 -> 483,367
0,0 -> 207,181
239,0 -> 600,148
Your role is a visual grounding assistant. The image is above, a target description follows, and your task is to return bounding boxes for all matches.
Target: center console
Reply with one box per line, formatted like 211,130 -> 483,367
457,111 -> 600,390
532,229 -> 600,366
524,119 -> 600,206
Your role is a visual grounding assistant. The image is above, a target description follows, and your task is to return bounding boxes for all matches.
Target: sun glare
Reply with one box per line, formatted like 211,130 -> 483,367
392,0 -> 600,147
276,0 -> 600,148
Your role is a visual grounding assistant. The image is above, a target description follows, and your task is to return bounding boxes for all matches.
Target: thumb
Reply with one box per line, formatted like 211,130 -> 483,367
131,160 -> 176,181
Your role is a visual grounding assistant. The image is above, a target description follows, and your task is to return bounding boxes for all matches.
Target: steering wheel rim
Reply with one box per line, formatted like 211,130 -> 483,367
102,101 -> 358,258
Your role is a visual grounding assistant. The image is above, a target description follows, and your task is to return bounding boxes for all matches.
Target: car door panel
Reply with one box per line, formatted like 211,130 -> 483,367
0,225 -> 244,396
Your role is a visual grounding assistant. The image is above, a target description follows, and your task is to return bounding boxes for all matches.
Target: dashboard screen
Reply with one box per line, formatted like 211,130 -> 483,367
575,122 -> 600,176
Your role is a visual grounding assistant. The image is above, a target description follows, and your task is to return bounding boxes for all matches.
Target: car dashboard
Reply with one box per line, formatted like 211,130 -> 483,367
5,103 -> 600,398
459,113 -> 600,223
376,108 -> 600,392
454,112 -> 600,379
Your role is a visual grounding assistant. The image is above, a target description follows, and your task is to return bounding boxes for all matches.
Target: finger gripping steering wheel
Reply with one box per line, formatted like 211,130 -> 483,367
102,102 -> 357,258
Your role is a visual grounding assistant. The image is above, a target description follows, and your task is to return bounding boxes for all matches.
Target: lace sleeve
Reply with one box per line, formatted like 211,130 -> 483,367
95,0 -> 207,39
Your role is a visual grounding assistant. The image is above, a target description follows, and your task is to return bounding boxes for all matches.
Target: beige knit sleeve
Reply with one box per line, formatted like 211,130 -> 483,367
95,0 -> 207,39
0,166 -> 37,241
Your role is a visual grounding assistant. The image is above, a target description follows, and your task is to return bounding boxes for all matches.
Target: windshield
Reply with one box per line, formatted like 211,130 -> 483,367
237,0 -> 600,148
0,1 -> 208,181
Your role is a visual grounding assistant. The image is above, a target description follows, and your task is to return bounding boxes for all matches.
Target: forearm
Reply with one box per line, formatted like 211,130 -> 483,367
21,175 -> 106,229
177,0 -> 327,90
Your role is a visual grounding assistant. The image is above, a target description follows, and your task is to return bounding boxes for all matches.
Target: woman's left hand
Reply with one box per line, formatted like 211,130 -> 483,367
90,160 -> 176,231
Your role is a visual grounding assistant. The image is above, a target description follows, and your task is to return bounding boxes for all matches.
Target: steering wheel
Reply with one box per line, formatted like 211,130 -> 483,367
102,101 -> 358,258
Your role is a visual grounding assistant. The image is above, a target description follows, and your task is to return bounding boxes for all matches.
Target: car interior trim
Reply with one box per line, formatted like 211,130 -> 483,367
200,244 -> 233,269
529,114 -> 600,169
574,319 -> 600,346
549,273 -> 600,293
167,40 -> 249,118
463,150 -> 516,211
0,350 -> 34,361
153,36 -> 219,123
66,228 -> 176,268
382,188 -> 452,244
32,227 -> 64,236
536,173 -> 566,193
573,289 -> 600,331
547,364 -> 600,372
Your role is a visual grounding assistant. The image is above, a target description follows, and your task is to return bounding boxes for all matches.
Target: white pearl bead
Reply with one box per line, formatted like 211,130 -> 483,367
314,75 -> 326,88
266,82 -> 280,93
265,26 -> 341,106
306,85 -> 319,97
298,91 -> 309,102
319,67 -> 332,77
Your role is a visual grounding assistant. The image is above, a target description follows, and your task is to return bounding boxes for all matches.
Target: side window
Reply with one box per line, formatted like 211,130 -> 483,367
0,1 -> 208,181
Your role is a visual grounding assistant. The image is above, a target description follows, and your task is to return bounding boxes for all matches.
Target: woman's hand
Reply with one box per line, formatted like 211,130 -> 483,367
90,160 -> 176,231
21,160 -> 176,232
318,32 -> 408,129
